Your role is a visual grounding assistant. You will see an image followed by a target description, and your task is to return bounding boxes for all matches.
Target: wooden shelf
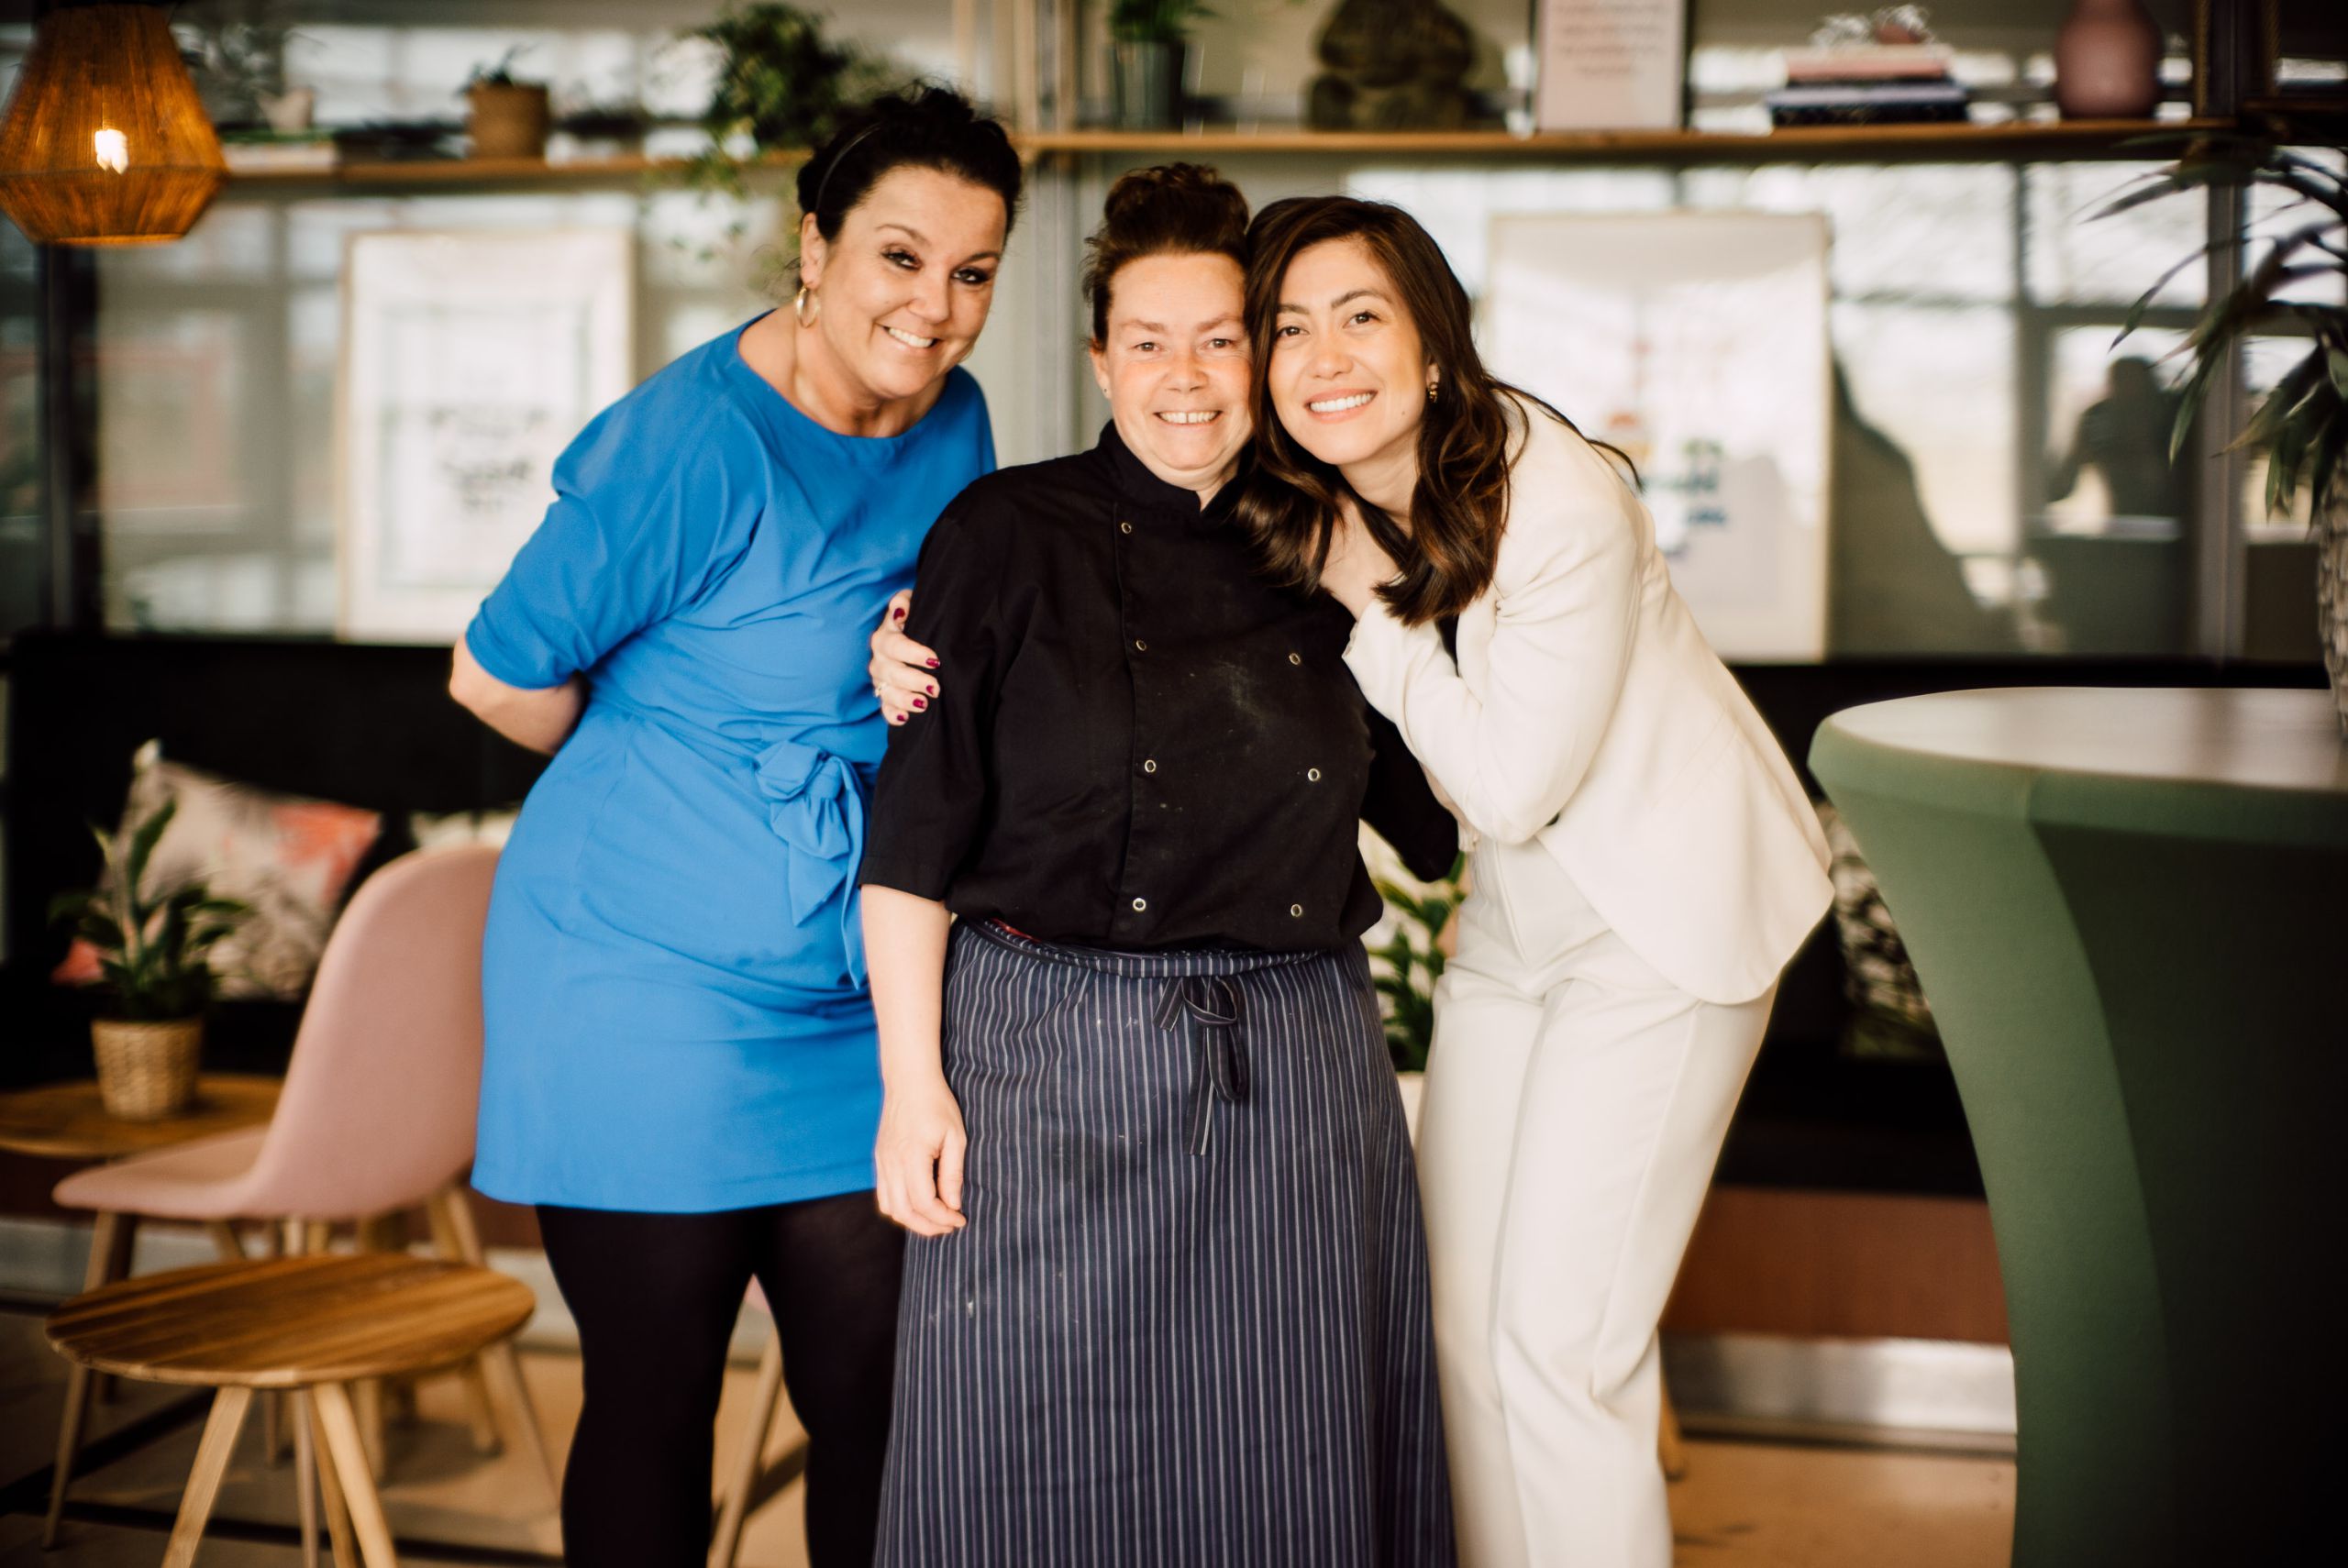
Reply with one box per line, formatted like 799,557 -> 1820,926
1018,119 -> 2229,163
224,149 -> 804,191
219,118 -> 2232,194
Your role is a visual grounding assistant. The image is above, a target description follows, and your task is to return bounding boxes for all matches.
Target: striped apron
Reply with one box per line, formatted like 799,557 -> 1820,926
877,921 -> 1456,1568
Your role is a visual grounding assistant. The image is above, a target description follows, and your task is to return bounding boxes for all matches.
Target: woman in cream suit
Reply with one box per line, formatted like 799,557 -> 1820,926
1238,196 -> 1833,1567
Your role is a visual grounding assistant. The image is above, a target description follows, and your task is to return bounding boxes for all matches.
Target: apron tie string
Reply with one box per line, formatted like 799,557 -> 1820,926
1156,975 -> 1248,1156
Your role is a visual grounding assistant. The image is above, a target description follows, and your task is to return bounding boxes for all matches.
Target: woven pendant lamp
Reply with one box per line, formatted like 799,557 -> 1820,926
0,3 -> 227,247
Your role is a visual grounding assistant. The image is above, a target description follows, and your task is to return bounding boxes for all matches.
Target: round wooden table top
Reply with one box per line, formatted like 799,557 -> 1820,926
0,1073 -> 282,1161
46,1253 -> 537,1389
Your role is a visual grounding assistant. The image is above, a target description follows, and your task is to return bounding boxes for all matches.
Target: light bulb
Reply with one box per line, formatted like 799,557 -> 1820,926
94,127 -> 128,173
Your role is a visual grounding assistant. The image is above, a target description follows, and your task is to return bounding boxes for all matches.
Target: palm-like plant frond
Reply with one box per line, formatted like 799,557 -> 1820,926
2100,138 -> 2348,519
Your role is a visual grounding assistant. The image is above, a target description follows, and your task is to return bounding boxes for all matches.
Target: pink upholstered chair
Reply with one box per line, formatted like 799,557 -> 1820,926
44,843 -> 554,1546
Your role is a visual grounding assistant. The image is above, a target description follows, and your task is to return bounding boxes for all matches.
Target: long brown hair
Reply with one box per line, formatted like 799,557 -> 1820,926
1235,196 -> 1599,626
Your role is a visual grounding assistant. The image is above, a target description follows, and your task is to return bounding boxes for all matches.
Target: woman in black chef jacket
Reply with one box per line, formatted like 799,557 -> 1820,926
857,165 -> 1459,1567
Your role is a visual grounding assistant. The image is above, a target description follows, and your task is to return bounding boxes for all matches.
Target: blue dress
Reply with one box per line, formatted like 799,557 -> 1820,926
465,315 -> 993,1213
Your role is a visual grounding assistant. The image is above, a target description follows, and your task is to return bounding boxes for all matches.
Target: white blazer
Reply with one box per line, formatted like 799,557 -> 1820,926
1344,406 -> 1832,1007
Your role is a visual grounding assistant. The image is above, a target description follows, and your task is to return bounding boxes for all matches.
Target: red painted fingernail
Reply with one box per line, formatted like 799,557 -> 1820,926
925,683 -> 937,696
925,657 -> 939,668
891,713 -> 905,724
913,696 -> 927,710
894,609 -> 906,622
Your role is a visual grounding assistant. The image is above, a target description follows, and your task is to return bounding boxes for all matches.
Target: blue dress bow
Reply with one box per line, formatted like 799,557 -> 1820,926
752,736 -> 870,986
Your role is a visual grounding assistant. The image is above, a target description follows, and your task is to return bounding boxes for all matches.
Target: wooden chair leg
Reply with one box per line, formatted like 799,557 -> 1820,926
314,1382 -> 399,1568
294,1386 -> 322,1568
207,1220 -> 245,1261
92,1211 -> 138,1406
431,1190 -> 547,1492
421,1188 -> 502,1452
1659,1384 -> 1689,1482
432,1187 -> 486,1264
305,1389 -> 361,1568
456,1360 -> 501,1452
354,1376 -> 387,1480
161,1386 -> 254,1568
44,1209 -> 128,1546
709,1330 -> 787,1568
41,1362 -> 94,1548
478,1339 -> 559,1505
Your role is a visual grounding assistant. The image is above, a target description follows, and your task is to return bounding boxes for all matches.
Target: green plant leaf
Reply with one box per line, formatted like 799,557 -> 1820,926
2230,349 -> 2326,454
123,797 -> 176,905
2307,411 -> 2343,516
2114,238 -> 2221,346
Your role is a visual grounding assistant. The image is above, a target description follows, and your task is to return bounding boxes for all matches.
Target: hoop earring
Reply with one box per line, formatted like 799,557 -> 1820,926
793,284 -> 819,328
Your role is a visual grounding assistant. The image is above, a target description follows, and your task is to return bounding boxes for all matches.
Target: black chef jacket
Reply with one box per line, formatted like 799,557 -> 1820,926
858,423 -> 1459,952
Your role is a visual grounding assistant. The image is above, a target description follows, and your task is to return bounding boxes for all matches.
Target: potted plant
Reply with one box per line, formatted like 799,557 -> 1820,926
181,0 -> 300,130
50,801 -> 249,1121
681,3 -> 891,199
1107,0 -> 1212,130
465,47 -> 551,160
1368,853 -> 1465,1135
2103,136 -> 2348,732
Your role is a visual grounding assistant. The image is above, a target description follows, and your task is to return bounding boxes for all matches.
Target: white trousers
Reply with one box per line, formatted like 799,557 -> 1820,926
1421,835 -> 1775,1568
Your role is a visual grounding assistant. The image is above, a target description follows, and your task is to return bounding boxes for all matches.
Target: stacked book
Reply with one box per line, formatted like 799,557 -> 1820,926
219,132 -> 339,172
1767,43 -> 1968,127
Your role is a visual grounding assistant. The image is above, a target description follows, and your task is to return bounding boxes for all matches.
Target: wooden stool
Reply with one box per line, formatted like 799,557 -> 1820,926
47,1253 -> 536,1568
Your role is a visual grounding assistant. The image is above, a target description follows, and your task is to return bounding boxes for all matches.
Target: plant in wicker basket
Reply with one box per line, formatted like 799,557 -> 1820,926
50,800 -> 249,1120
2101,135 -> 2348,733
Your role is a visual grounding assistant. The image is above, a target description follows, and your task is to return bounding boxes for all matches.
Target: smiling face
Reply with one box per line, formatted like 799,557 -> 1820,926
1089,250 -> 1254,498
1267,237 -> 1434,510
798,165 -> 1008,407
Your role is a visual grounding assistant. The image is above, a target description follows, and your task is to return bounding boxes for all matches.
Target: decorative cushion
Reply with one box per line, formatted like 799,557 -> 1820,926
1814,800 -> 1941,1055
54,741 -> 382,1000
406,807 -> 520,851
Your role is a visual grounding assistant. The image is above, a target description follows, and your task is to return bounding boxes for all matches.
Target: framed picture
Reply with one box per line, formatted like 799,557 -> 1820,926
1534,0 -> 1689,131
338,227 -> 634,642
1481,210 -> 1833,660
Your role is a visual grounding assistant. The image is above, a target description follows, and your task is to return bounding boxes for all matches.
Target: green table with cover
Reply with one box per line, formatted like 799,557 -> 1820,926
1811,687 -> 2346,1567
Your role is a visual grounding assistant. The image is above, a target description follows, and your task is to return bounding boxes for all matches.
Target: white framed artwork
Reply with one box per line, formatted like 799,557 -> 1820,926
338,227 -> 634,642
1481,210 -> 1833,660
1534,0 -> 1688,131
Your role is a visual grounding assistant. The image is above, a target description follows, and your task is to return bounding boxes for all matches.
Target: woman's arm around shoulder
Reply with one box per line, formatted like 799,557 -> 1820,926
1344,419 -> 1645,845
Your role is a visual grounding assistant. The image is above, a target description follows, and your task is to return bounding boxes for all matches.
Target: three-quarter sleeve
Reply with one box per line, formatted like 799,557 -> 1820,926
465,409 -> 754,690
858,497 -> 1011,900
1359,707 -> 1461,883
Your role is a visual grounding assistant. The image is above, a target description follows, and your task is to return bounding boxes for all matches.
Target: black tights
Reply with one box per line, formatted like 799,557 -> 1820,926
537,1192 -> 904,1568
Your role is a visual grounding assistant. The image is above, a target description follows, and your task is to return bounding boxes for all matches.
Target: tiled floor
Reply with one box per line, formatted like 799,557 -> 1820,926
0,1305 -> 2012,1568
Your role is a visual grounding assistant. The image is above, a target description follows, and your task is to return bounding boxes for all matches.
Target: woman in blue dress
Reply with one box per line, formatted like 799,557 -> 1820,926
447,88 -> 1021,1568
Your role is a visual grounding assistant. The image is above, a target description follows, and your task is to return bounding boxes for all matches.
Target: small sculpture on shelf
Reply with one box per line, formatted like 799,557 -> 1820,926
1306,0 -> 1490,132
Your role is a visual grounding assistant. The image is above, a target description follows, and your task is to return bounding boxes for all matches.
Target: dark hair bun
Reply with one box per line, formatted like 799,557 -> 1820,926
797,85 -> 1022,242
1083,163 -> 1250,341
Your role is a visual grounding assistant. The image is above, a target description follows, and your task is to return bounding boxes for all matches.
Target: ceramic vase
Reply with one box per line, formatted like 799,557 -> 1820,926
2053,0 -> 2165,120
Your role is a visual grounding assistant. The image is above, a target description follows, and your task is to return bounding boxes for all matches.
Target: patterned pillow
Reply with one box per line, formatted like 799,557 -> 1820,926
53,741 -> 382,1000
406,807 -> 520,851
1813,800 -> 1941,1055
